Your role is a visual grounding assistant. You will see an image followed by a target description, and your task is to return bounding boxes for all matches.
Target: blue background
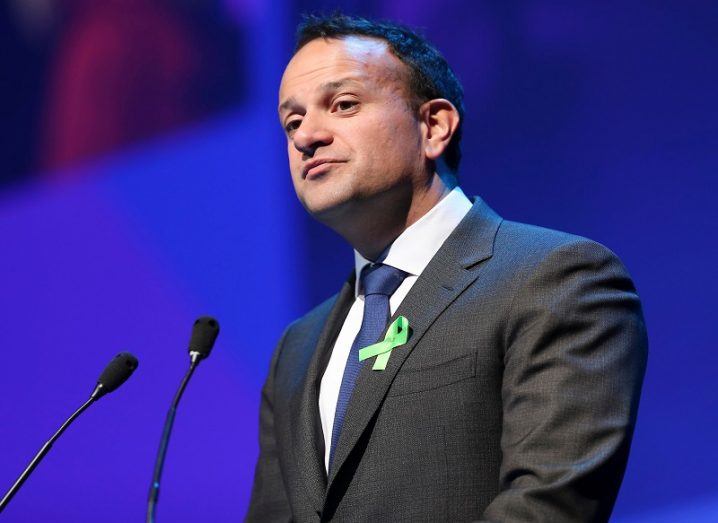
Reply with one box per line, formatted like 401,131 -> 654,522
0,1 -> 716,520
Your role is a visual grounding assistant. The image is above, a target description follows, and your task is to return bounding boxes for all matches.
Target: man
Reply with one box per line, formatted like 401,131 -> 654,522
248,14 -> 647,522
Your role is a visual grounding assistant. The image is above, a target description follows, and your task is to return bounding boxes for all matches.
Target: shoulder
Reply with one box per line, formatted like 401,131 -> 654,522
267,293 -> 343,386
273,292 -> 343,368
497,219 -> 617,260
284,293 -> 341,340
490,221 -> 644,346
492,219 -> 632,280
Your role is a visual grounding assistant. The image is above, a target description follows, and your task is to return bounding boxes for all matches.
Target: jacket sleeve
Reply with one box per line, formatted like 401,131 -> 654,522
246,328 -> 293,522
480,239 -> 648,522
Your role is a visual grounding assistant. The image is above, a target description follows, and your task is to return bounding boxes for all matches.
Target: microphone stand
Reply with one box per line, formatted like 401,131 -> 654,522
146,352 -> 201,523
0,384 -> 105,512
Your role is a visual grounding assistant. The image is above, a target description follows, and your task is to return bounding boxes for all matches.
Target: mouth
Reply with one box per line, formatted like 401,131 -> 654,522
302,159 -> 346,179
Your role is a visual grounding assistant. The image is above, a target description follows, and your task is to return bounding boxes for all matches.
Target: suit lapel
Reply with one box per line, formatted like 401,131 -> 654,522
326,197 -> 503,490
289,276 -> 355,514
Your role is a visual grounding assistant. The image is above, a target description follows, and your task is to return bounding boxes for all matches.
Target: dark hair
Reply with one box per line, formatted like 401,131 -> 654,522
295,13 -> 465,174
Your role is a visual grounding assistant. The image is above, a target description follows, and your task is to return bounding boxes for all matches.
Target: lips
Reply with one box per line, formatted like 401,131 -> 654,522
302,159 -> 345,179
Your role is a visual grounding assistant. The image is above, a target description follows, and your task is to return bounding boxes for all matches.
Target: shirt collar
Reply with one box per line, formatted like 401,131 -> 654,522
353,186 -> 473,296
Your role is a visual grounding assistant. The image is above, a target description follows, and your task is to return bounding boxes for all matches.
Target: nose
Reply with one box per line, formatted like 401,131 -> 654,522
292,115 -> 333,157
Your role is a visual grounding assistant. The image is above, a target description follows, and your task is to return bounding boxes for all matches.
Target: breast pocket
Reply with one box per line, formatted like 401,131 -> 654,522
388,353 -> 476,396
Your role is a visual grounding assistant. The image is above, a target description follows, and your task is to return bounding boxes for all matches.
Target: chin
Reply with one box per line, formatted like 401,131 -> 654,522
301,192 -> 357,224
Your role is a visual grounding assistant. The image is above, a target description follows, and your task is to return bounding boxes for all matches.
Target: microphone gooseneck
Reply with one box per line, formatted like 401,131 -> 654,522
146,316 -> 220,523
0,352 -> 139,513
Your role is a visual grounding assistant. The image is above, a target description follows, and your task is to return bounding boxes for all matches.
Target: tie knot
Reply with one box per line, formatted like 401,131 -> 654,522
360,263 -> 408,297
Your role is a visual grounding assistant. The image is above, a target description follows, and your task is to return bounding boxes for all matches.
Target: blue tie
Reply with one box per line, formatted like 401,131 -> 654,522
328,263 -> 408,470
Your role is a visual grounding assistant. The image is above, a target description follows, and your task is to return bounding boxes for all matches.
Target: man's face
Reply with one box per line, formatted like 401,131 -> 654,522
278,37 -> 426,222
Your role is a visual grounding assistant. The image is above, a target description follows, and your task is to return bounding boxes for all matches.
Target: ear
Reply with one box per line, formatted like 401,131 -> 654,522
419,99 -> 460,161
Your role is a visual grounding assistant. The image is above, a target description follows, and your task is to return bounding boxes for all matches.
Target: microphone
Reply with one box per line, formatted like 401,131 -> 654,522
146,316 -> 220,523
188,316 -> 220,362
93,351 -> 141,399
0,352 -> 139,512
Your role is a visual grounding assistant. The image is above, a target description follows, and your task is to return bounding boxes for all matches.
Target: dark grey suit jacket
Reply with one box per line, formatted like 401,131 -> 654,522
247,198 -> 648,522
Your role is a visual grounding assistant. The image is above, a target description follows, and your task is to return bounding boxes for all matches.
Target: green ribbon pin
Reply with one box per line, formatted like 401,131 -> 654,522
358,316 -> 409,371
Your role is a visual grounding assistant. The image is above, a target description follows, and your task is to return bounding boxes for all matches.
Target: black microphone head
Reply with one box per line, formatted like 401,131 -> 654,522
95,352 -> 139,398
188,316 -> 220,360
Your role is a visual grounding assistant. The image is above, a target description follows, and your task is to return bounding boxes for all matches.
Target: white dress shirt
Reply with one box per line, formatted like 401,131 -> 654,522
318,186 -> 473,471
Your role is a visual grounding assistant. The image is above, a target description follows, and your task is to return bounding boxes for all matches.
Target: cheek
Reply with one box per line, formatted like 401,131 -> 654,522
287,146 -> 302,175
286,152 -> 305,195
371,121 -> 421,168
377,108 -> 420,148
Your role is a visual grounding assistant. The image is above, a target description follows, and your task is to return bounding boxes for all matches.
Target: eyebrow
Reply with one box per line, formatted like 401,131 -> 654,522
319,78 -> 362,92
278,77 -> 363,115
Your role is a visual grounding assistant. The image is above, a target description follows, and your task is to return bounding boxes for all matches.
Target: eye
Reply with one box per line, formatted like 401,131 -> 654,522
333,99 -> 359,112
284,119 -> 301,136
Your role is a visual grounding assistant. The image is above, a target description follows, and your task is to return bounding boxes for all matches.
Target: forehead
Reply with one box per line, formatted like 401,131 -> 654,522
279,36 -> 407,105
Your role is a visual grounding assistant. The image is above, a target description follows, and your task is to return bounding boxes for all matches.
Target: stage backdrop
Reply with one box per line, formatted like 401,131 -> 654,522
1,1 -> 716,521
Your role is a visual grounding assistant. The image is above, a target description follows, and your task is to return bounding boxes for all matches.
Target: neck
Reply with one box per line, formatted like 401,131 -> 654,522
328,173 -> 455,260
